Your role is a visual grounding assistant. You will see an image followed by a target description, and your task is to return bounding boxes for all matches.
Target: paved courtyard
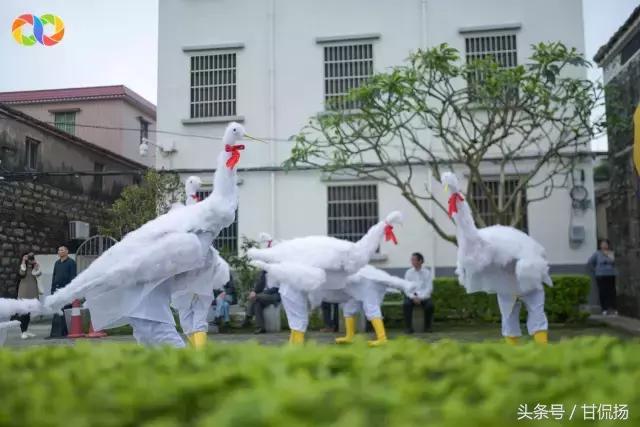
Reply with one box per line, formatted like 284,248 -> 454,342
3,318 -> 634,348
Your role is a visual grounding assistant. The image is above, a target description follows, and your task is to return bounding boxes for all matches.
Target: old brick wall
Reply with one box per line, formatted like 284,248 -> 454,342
0,181 -> 109,297
605,54 -> 640,318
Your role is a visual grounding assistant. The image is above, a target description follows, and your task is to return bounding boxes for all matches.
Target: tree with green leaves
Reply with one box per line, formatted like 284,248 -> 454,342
99,170 -> 184,240
285,42 -> 605,243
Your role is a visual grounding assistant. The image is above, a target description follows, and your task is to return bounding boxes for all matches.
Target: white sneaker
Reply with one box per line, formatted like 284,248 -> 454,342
602,310 -> 608,316
25,332 -> 36,338
20,332 -> 29,339
611,310 -> 619,316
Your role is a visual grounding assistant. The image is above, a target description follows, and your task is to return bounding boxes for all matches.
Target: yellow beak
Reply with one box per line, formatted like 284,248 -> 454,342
444,183 -> 449,194
244,134 -> 268,144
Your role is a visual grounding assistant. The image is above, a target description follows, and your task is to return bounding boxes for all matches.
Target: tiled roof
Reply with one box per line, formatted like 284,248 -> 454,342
0,85 -> 156,119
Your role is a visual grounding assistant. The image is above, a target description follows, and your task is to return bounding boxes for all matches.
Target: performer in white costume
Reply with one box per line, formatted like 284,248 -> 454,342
441,172 -> 552,345
45,123 -> 257,347
249,212 -> 404,346
256,233 -> 415,345
171,177 -> 231,348
0,298 -> 42,346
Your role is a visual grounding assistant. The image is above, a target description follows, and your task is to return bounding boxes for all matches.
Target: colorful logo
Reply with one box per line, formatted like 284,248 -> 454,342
12,14 -> 65,46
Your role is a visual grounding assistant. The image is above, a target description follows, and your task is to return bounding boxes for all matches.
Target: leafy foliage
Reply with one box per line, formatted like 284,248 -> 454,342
286,42 -> 606,243
99,170 -> 184,240
220,236 -> 260,303
0,337 -> 638,426
382,275 -> 590,325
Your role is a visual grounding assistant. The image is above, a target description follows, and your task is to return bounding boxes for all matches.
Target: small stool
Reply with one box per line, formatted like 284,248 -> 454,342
263,304 -> 282,332
411,304 -> 426,333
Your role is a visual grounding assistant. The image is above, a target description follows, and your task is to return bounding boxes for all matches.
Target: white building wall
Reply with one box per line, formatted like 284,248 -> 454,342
159,0 -> 594,272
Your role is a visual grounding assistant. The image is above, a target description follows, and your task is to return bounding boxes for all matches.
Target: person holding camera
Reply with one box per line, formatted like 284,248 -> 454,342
17,252 -> 42,339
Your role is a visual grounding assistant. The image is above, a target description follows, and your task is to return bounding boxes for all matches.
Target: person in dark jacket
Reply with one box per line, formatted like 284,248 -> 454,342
244,270 -> 280,334
587,239 -> 618,316
16,252 -> 42,339
48,246 -> 77,338
213,276 -> 237,331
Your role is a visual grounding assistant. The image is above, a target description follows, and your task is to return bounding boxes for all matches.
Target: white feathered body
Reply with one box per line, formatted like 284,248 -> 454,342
452,194 -> 552,295
45,149 -> 239,310
248,211 -> 403,293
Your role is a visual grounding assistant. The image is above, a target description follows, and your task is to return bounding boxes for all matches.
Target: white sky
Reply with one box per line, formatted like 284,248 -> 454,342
0,0 -> 638,150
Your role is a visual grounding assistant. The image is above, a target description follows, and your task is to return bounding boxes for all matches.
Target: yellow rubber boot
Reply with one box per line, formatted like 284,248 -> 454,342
190,331 -> 207,349
289,329 -> 305,344
533,330 -> 548,345
505,336 -> 519,345
336,317 -> 356,344
368,318 -> 388,347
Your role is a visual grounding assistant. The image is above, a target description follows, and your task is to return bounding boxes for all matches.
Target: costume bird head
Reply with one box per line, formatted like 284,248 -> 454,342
222,122 -> 266,169
258,232 -> 274,248
440,172 -> 461,195
185,176 -> 202,202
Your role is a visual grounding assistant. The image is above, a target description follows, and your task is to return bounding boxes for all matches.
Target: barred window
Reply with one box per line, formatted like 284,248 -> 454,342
54,111 -> 76,135
190,53 -> 236,119
465,33 -> 517,100
324,43 -> 373,111
469,178 -> 528,231
197,190 -> 238,254
327,185 -> 378,242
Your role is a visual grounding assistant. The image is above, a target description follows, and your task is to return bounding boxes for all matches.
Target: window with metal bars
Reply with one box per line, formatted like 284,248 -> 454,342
190,53 -> 237,119
327,185 -> 378,242
196,190 -> 238,254
324,43 -> 374,111
469,178 -> 528,231
54,111 -> 76,135
465,33 -> 517,101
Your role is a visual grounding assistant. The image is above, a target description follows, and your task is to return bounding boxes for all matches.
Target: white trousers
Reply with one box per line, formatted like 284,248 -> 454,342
178,294 -> 214,336
496,288 -> 548,337
342,299 -> 382,320
280,286 -> 309,332
128,317 -> 185,348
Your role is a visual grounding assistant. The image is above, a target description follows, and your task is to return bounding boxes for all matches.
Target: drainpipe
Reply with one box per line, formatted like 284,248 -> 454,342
268,0 -> 277,238
421,0 -> 437,277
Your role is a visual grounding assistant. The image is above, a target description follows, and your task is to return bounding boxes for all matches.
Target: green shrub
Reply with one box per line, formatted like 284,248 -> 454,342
0,337 -> 638,426
383,275 -> 591,324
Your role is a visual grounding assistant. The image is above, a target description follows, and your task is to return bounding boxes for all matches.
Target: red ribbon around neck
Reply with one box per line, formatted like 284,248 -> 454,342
225,144 -> 246,169
448,193 -> 464,218
384,223 -> 398,245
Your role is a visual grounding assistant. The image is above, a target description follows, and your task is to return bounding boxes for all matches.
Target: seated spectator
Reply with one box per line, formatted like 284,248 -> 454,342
403,252 -> 435,333
243,270 -> 280,334
213,276 -> 237,332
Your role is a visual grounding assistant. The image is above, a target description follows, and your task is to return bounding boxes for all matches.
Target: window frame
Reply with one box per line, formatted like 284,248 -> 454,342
468,176 -> 528,232
53,111 -> 76,135
188,51 -> 238,120
25,137 -> 40,171
327,184 -> 379,243
322,41 -> 375,112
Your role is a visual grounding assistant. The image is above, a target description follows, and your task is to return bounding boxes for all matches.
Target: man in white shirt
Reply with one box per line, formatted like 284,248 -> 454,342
403,252 -> 434,333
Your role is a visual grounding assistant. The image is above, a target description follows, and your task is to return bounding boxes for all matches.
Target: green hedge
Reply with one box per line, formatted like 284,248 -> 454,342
382,275 -> 590,327
0,337 -> 638,426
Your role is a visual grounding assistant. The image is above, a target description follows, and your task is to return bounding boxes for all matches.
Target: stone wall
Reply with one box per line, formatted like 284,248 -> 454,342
604,53 -> 640,318
0,181 -> 108,297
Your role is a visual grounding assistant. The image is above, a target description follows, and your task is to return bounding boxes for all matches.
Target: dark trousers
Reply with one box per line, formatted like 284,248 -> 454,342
321,302 -> 339,331
18,313 -> 30,333
596,276 -> 617,311
247,293 -> 280,329
403,297 -> 434,331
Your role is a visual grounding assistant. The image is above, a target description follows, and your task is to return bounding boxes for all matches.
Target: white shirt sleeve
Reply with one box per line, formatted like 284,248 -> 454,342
423,268 -> 433,299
